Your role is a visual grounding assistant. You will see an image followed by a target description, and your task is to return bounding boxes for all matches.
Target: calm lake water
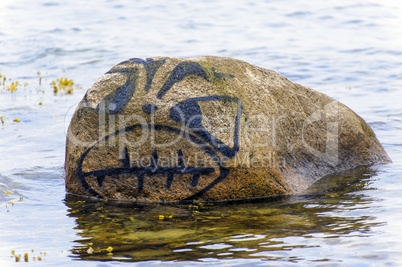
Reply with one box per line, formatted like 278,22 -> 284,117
1,0 -> 402,266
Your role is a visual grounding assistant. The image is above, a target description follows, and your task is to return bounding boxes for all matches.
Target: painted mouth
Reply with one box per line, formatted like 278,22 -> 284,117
77,124 -> 232,201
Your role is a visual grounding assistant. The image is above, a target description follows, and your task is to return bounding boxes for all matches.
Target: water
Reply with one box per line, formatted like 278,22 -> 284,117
1,0 -> 402,265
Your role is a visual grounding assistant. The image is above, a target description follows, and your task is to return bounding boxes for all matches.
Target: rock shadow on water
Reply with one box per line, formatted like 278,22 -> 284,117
64,165 -> 384,263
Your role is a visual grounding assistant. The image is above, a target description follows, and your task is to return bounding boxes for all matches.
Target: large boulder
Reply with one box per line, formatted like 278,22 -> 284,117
65,56 -> 390,202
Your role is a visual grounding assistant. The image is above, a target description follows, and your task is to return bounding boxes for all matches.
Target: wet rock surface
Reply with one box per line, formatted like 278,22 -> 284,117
65,56 -> 391,202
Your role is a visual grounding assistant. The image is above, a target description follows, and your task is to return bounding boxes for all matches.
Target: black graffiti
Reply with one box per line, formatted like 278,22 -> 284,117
142,103 -> 158,114
83,58 -> 165,114
170,95 -> 241,158
78,124 -> 230,201
157,61 -> 209,99
77,58 -> 241,201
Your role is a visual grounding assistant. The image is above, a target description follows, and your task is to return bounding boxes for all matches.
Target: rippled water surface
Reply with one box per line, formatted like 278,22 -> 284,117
1,0 -> 402,266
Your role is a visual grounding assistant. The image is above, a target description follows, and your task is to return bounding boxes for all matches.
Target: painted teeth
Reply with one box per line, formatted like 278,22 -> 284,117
120,147 -> 215,191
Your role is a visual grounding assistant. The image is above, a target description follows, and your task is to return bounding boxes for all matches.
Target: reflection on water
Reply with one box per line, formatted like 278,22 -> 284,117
65,165 -> 383,263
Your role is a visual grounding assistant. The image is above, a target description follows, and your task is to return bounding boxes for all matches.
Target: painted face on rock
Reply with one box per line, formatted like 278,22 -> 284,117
78,58 -> 242,201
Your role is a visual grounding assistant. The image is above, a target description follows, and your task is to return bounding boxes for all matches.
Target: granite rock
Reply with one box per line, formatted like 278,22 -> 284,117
65,56 -> 391,202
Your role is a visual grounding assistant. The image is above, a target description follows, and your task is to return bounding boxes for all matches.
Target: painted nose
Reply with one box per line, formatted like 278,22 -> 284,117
142,104 -> 158,114
169,101 -> 202,128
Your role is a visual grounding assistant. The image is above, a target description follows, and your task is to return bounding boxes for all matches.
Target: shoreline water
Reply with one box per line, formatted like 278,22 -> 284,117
1,0 -> 402,265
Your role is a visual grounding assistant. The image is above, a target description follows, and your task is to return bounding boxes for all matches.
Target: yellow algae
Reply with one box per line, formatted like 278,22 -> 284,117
37,71 -> 43,85
50,77 -> 76,94
50,80 -> 58,93
1,115 -> 4,125
13,118 -> 20,123
0,73 -> 5,87
39,101 -> 43,105
158,214 -> 173,220
8,196 -> 23,206
87,247 -> 94,254
106,246 -> 113,253
5,190 -> 18,194
6,81 -> 19,93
